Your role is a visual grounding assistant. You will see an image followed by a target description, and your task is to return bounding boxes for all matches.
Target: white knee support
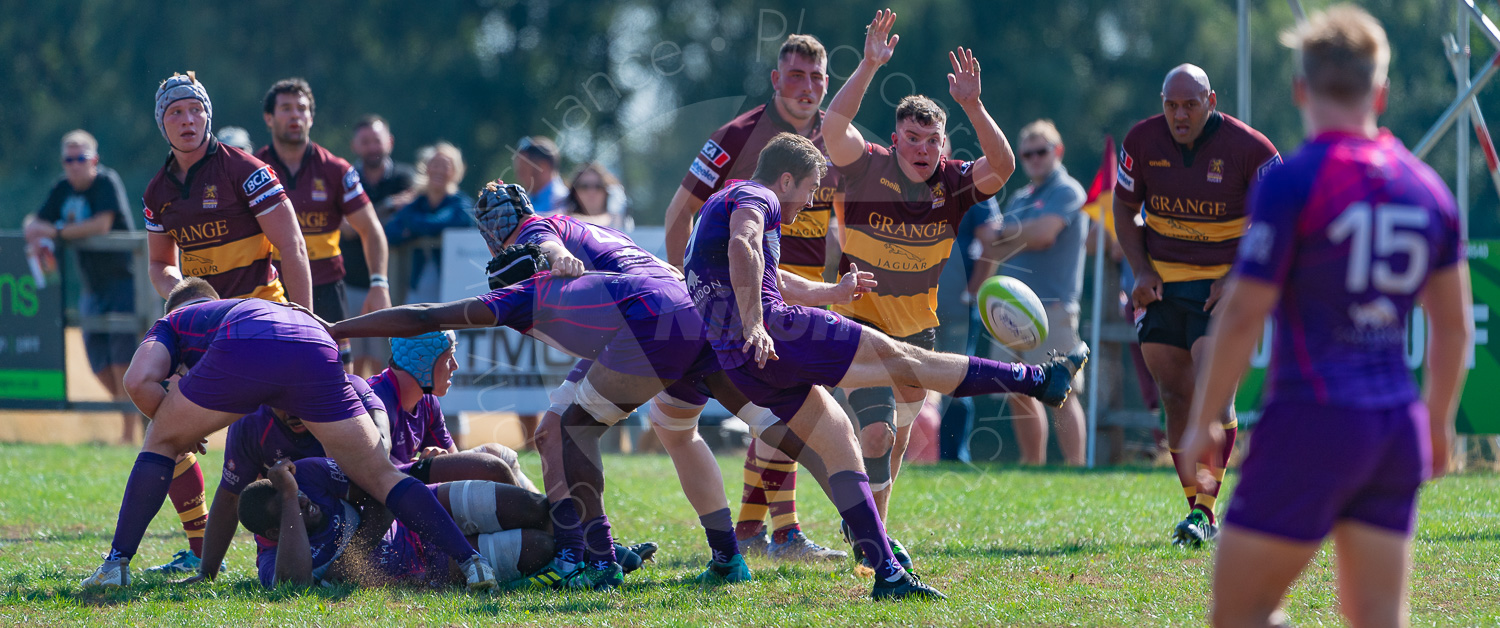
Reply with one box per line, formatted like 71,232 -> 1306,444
736,403 -> 780,439
476,529 -> 524,582
894,400 -> 924,429
575,377 -> 631,425
546,381 -> 577,417
647,390 -> 704,432
448,480 -> 503,535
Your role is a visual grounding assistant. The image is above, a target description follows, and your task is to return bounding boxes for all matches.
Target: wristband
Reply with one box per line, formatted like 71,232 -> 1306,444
369,274 -> 390,288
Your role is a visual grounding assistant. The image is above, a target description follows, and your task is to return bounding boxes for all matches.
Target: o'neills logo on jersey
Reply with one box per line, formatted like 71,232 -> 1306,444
170,219 -> 231,244
1207,159 -> 1224,183
879,177 -> 901,194
932,182 -> 946,209
1148,196 -> 1228,217
867,213 -> 948,240
202,185 -> 218,209
312,178 -> 328,202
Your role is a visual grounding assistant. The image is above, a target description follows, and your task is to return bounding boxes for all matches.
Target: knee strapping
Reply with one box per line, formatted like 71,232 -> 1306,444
546,381 -> 577,417
647,391 -> 703,432
449,480 -> 503,535
737,403 -> 780,439
476,529 -> 524,582
848,388 -> 896,430
864,455 -> 892,491
575,378 -> 631,425
894,400 -> 924,429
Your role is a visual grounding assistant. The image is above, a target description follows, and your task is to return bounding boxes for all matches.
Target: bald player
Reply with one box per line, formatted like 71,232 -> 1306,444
1178,7 -> 1468,625
662,34 -> 846,561
1112,63 -> 1279,547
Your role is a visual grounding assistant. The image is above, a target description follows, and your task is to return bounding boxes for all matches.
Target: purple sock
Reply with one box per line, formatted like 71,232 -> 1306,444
107,452 -> 176,561
385,477 -> 479,563
699,508 -> 740,563
582,515 -> 617,566
550,499 -> 585,564
950,356 -> 1043,398
828,470 -> 904,582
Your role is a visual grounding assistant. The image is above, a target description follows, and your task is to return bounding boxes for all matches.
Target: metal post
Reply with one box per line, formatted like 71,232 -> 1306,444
1086,191 -> 1105,468
1460,2 -> 1472,240
1413,53 -> 1500,160
1237,0 -> 1251,125
1445,34 -> 1500,202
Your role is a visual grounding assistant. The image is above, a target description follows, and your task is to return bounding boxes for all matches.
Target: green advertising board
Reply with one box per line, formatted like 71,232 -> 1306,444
1236,238 -> 1498,434
0,234 -> 67,406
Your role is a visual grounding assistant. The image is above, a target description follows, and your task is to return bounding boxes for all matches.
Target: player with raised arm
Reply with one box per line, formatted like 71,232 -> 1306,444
81,278 -> 498,591
1177,7 -> 1470,626
684,131 -> 1084,600
1111,61 -> 1280,546
820,9 -> 1014,569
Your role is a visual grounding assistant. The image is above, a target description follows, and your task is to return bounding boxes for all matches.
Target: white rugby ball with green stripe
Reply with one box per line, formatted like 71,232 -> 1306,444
977,276 -> 1049,351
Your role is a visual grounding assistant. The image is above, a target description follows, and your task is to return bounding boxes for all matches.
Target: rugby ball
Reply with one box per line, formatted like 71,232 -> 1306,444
977,276 -> 1049,351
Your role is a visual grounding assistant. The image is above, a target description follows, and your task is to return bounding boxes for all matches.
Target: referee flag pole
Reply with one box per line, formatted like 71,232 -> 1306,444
1081,137 -> 1117,468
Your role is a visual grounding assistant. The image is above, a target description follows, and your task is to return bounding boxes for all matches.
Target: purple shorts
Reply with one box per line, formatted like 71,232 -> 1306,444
595,306 -> 712,382
177,338 -> 366,424
723,304 -> 863,421
1226,400 -> 1430,542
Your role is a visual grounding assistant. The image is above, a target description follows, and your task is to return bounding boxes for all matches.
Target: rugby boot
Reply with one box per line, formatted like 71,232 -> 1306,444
81,557 -> 130,590
738,528 -> 769,556
768,529 -> 847,562
842,521 -> 909,572
144,549 -> 201,575
1172,510 -> 1217,548
695,553 -> 753,585
871,571 -> 946,601
616,541 -> 659,574
887,537 -> 914,572
510,557 -> 574,590
460,554 -> 498,591
1034,344 -> 1090,408
564,560 -> 624,591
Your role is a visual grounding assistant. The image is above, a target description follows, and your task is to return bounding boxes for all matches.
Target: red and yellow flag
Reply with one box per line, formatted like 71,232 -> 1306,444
1081,135 -> 1116,236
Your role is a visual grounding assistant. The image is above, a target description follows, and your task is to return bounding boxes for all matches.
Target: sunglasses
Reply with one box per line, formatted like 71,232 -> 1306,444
63,154 -> 95,164
1020,148 -> 1052,159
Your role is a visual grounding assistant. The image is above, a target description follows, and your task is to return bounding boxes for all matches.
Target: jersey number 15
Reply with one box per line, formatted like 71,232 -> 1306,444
1327,202 -> 1430,295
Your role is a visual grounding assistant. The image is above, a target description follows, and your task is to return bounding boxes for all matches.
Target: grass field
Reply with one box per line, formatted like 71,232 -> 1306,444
0,444 -> 1497,626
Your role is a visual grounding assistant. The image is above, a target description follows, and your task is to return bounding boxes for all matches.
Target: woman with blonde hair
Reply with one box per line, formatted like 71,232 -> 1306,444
385,142 -> 472,304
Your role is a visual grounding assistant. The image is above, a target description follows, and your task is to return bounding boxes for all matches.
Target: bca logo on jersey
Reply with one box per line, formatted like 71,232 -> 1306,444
325,459 -> 347,483
243,166 -> 275,195
1257,154 -> 1283,180
700,140 -> 731,168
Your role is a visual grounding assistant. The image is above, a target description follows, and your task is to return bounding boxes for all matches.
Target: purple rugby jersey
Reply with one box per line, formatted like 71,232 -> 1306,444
682,180 -> 786,369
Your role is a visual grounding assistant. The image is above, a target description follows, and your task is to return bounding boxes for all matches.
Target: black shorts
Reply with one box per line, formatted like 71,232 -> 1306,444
313,280 -> 349,323
1135,279 -> 1215,350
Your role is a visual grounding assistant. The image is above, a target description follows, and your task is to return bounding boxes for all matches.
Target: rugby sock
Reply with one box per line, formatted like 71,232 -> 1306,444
384,477 -> 479,562
735,441 -> 770,540
829,470 -> 904,582
107,452 -> 176,561
950,357 -> 1043,398
549,498 -> 585,565
761,454 -> 800,540
168,454 -> 207,557
699,508 -> 740,563
582,515 -> 618,566
1192,423 -> 1237,524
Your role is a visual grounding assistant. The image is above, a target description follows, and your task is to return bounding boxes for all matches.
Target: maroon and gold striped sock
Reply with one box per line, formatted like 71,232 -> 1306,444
735,441 -> 769,540
1193,421 -> 1238,524
168,453 -> 207,557
762,457 -> 799,543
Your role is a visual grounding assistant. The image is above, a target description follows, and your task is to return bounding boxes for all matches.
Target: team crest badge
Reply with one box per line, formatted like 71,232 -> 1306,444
202,185 -> 218,209
1207,159 -> 1224,183
312,178 -> 328,202
932,182 -> 946,209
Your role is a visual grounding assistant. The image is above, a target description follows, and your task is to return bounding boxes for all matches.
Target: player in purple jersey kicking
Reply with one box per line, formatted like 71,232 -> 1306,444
81,278 -> 498,591
684,132 -> 1086,600
236,458 -> 553,588
1177,7 -> 1471,627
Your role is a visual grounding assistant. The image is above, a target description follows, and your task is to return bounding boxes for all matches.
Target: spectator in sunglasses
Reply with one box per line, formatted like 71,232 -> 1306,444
559,162 -> 631,231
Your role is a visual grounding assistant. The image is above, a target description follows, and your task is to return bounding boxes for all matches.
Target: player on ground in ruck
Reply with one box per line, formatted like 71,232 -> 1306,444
821,10 -> 1014,570
237,458 -> 553,588
256,78 -> 390,364
81,278 -> 497,591
662,33 -> 848,562
471,184 -> 870,586
684,131 -> 1085,600
1178,7 -> 1470,625
1111,62 -> 1280,547
134,72 -> 316,576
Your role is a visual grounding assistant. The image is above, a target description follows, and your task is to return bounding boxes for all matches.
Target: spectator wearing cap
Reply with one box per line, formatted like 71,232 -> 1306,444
22,130 -> 139,444
511,136 -> 568,216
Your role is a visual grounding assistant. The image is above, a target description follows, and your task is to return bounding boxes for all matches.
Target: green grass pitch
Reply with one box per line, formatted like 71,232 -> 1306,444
0,443 -> 1496,626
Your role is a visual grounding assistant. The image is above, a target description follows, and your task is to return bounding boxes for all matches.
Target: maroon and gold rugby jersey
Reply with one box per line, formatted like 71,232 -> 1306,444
256,143 -> 371,286
1115,112 -> 1280,283
832,143 -> 994,337
681,101 -> 839,282
143,139 -> 290,301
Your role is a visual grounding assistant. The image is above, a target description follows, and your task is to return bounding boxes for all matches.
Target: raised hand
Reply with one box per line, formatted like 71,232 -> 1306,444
863,9 -> 899,67
834,262 -> 878,303
947,47 -> 982,107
